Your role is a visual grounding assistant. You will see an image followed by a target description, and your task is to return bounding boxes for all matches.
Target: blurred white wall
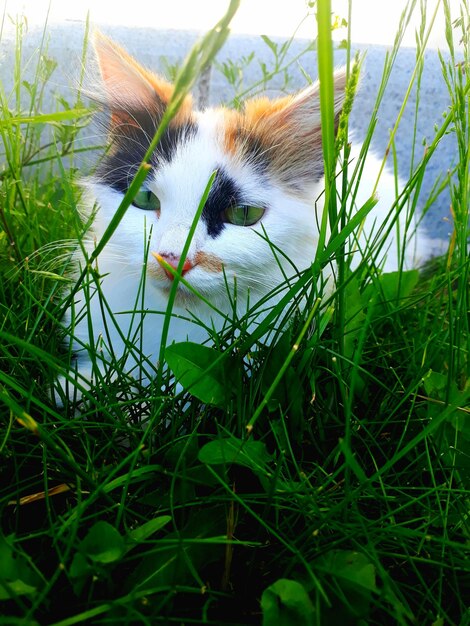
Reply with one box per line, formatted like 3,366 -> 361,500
1,0 -> 463,49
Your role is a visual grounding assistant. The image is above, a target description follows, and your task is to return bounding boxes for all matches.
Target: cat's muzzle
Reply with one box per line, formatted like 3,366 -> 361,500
152,252 -> 194,281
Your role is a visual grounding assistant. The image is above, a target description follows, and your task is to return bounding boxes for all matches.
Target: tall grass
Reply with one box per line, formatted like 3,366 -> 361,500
0,0 -> 469,625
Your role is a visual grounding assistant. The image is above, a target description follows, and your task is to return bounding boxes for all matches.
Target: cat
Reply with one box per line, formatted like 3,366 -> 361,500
61,31 -> 432,397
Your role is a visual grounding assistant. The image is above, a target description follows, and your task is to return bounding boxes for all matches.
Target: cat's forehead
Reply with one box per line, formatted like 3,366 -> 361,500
154,109 -> 226,186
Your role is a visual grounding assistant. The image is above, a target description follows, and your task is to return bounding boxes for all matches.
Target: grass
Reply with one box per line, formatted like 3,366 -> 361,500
0,0 -> 469,624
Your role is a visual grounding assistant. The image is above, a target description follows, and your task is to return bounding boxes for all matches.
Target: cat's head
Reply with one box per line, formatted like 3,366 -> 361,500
89,32 -> 346,313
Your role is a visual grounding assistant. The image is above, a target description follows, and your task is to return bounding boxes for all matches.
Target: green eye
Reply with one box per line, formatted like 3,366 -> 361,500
133,188 -> 160,211
223,205 -> 265,226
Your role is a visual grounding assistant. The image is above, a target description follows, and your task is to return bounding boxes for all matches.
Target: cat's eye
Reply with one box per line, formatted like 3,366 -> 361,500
223,205 -> 265,226
133,188 -> 161,211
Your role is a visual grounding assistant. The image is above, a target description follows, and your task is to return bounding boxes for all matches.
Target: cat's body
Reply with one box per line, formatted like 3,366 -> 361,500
63,33 -> 431,390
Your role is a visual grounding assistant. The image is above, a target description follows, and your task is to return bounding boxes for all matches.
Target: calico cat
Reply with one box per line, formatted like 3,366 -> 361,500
63,32 -> 430,393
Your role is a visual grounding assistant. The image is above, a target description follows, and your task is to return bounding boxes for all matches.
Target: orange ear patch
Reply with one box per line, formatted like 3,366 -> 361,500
93,30 -> 193,129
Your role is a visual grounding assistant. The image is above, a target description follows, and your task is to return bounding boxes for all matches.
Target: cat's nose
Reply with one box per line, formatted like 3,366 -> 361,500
153,252 -> 194,280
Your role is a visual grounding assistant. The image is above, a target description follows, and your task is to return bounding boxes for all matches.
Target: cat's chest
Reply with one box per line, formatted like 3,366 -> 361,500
70,261 -> 211,365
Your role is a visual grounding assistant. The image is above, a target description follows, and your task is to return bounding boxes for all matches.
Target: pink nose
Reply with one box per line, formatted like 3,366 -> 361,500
156,253 -> 194,281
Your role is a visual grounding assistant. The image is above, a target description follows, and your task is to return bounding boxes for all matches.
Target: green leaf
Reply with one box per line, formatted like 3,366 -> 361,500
163,436 -> 200,469
69,551 -> 93,596
261,578 -> 315,626
363,270 -> 420,318
126,507 -> 226,592
0,579 -> 37,600
313,550 -> 376,621
423,371 -> 470,439
380,269 -> 419,301
0,535 -> 19,582
80,521 -> 125,564
198,435 -> 272,471
315,550 -> 377,593
343,275 -> 368,360
260,34 -> 278,56
69,552 -> 92,580
165,342 -> 234,407
102,465 -> 164,494
0,535 -> 39,600
127,516 -> 172,547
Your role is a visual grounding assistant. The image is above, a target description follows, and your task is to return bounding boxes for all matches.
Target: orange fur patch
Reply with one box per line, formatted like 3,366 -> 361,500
194,252 -> 224,273
222,109 -> 243,156
94,31 -> 193,128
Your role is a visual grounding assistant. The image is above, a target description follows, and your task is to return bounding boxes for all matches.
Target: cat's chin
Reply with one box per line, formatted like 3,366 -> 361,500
155,279 -> 206,308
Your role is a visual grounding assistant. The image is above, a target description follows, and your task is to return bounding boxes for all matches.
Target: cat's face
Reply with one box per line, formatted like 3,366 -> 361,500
89,32 -> 345,313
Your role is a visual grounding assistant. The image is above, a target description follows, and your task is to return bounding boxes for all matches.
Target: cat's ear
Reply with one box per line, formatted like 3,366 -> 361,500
240,69 -> 348,190
92,31 -> 192,126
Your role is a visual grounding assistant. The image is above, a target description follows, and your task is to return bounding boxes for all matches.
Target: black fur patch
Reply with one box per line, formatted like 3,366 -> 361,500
95,107 -> 196,194
202,168 -> 243,238
155,123 -> 197,164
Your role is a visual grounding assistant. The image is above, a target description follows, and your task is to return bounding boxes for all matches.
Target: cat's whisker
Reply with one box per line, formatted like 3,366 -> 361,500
17,240 -> 76,263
